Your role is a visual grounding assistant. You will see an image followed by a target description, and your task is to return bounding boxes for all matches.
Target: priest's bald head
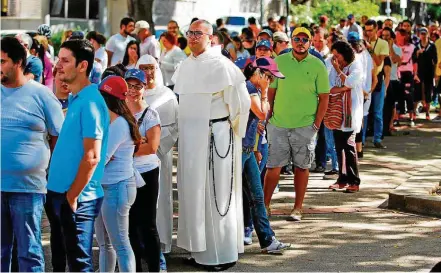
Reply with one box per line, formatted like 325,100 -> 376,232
187,19 -> 213,57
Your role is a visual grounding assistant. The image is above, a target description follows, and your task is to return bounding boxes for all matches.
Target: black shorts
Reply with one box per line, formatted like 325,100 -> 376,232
414,77 -> 434,103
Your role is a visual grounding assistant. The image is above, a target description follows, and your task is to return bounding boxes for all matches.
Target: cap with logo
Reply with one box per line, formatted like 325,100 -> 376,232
292,27 -> 312,39
273,31 -> 289,42
256,39 -> 271,50
258,29 -> 273,39
132,20 -> 150,35
253,57 -> 285,79
98,76 -> 128,100
347,31 -> 361,42
124,69 -> 147,84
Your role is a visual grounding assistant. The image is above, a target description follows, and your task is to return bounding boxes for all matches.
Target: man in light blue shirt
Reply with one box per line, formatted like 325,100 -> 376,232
1,37 -> 64,272
46,39 -> 110,272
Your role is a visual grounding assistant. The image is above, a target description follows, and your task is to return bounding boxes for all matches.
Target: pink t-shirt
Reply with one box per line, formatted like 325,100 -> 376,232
42,54 -> 54,91
398,44 -> 415,73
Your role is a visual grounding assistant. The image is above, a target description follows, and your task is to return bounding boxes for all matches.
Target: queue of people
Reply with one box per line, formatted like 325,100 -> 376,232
2,13 -> 441,273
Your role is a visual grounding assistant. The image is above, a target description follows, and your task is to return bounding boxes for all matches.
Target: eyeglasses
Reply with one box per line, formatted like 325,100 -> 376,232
127,83 -> 144,91
186,30 -> 210,38
139,66 -> 155,72
292,37 -> 310,44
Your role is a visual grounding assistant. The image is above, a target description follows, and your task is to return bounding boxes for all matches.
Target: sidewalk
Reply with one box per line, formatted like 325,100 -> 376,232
41,120 -> 441,272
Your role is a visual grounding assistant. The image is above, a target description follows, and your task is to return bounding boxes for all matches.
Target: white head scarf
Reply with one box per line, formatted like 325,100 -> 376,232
136,54 -> 164,87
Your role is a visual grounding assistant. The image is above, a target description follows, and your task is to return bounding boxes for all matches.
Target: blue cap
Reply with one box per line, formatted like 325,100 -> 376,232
258,29 -> 273,38
256,39 -> 271,49
347,14 -> 354,20
234,57 -> 252,69
347,31 -> 360,42
70,31 -> 85,40
124,69 -> 146,84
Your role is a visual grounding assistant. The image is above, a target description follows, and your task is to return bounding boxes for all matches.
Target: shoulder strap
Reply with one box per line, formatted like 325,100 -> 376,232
137,106 -> 150,127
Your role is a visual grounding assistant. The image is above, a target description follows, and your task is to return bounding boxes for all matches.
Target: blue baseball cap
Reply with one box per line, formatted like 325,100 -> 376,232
347,31 -> 360,42
347,14 -> 354,20
256,39 -> 271,50
124,69 -> 146,84
258,29 -> 273,39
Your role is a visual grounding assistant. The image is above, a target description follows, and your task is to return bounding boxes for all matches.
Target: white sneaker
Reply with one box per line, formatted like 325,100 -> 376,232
261,237 -> 291,254
410,120 -> 416,127
286,209 -> 302,222
273,185 -> 280,194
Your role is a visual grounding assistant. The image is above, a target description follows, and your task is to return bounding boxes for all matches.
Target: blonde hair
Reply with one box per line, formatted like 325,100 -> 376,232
61,30 -> 73,43
34,35 -> 49,51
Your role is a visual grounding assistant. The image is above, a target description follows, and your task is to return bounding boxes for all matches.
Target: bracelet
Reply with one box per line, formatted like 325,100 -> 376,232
312,123 -> 319,131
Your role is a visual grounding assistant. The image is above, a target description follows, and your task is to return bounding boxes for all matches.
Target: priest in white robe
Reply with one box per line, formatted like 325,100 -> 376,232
172,20 -> 251,270
136,55 -> 179,254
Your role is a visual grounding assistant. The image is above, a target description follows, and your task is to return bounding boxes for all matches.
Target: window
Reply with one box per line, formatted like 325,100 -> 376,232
3,0 -> 42,18
50,0 -> 99,19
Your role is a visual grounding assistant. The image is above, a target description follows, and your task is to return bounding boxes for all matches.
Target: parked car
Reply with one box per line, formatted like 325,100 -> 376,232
0,29 -> 37,38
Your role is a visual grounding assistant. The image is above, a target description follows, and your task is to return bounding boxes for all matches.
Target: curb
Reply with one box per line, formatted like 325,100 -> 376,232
388,162 -> 441,218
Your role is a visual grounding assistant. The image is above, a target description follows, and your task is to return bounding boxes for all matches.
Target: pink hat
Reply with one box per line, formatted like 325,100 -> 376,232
253,57 -> 285,79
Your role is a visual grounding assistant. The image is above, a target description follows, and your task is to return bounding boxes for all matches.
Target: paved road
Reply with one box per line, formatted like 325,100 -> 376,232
42,119 -> 441,272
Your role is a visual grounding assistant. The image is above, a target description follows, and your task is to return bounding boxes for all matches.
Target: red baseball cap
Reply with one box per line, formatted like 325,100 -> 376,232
98,76 -> 128,100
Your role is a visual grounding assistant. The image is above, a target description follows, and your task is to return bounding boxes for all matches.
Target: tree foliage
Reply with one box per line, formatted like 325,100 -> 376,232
291,0 -> 380,26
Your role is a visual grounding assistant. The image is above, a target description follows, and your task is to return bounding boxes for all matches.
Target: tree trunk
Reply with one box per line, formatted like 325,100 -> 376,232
132,0 -> 155,35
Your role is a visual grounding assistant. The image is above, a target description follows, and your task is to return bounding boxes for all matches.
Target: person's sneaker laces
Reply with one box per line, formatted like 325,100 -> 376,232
323,169 -> 339,180
244,227 -> 253,245
286,209 -> 302,222
432,116 -> 441,123
261,236 -> 291,254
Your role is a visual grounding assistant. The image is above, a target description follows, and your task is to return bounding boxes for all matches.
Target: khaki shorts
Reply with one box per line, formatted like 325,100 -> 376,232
266,124 -> 317,170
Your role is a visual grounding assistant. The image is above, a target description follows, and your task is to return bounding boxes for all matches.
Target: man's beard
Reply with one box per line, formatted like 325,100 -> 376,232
124,30 -> 131,36
1,76 -> 9,84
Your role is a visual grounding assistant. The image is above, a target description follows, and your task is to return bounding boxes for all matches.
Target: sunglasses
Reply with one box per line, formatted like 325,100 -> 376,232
186,30 -> 210,38
127,83 -> 144,91
292,37 -> 310,44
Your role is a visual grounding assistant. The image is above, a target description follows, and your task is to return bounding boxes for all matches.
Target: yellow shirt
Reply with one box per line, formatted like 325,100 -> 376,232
371,38 -> 390,75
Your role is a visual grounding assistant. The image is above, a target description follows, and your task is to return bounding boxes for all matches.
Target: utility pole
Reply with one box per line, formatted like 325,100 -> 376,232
385,0 -> 391,17
400,0 -> 407,19
285,0 -> 289,33
260,0 -> 264,27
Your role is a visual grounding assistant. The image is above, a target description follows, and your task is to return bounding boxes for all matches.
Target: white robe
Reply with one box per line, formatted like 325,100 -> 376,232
172,46 -> 250,265
143,85 -> 179,253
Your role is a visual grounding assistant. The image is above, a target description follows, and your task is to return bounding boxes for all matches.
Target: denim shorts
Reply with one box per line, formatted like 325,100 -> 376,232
266,124 -> 317,169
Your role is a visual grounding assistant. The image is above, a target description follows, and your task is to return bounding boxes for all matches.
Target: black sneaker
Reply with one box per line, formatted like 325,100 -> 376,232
311,166 -> 326,173
357,151 -> 363,158
323,169 -> 339,180
373,142 -> 387,149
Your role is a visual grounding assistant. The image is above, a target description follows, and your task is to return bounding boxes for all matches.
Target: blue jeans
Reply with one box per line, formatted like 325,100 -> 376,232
46,190 -> 103,272
324,127 -> 338,170
95,177 -> 137,272
371,83 -> 386,143
1,192 -> 45,272
242,151 -> 275,248
362,116 -> 369,145
258,142 -> 269,185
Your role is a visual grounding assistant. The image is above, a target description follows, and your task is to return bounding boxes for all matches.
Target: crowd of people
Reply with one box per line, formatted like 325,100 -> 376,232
1,12 -> 441,273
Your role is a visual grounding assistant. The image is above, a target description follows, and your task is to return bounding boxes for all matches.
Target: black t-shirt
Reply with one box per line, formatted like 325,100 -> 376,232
374,56 -> 392,92
413,42 -> 438,78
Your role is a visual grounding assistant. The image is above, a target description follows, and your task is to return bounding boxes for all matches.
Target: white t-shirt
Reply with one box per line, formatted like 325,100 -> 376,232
102,117 -> 135,184
390,44 -> 403,81
140,35 -> 161,59
134,107 -> 161,173
105,33 -> 136,66
95,47 -> 108,71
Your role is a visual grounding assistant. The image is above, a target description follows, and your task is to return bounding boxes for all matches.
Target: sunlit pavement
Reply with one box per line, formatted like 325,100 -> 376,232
42,119 -> 441,272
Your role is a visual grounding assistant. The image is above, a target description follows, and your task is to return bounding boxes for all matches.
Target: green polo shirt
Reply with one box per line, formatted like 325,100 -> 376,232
270,52 -> 330,129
